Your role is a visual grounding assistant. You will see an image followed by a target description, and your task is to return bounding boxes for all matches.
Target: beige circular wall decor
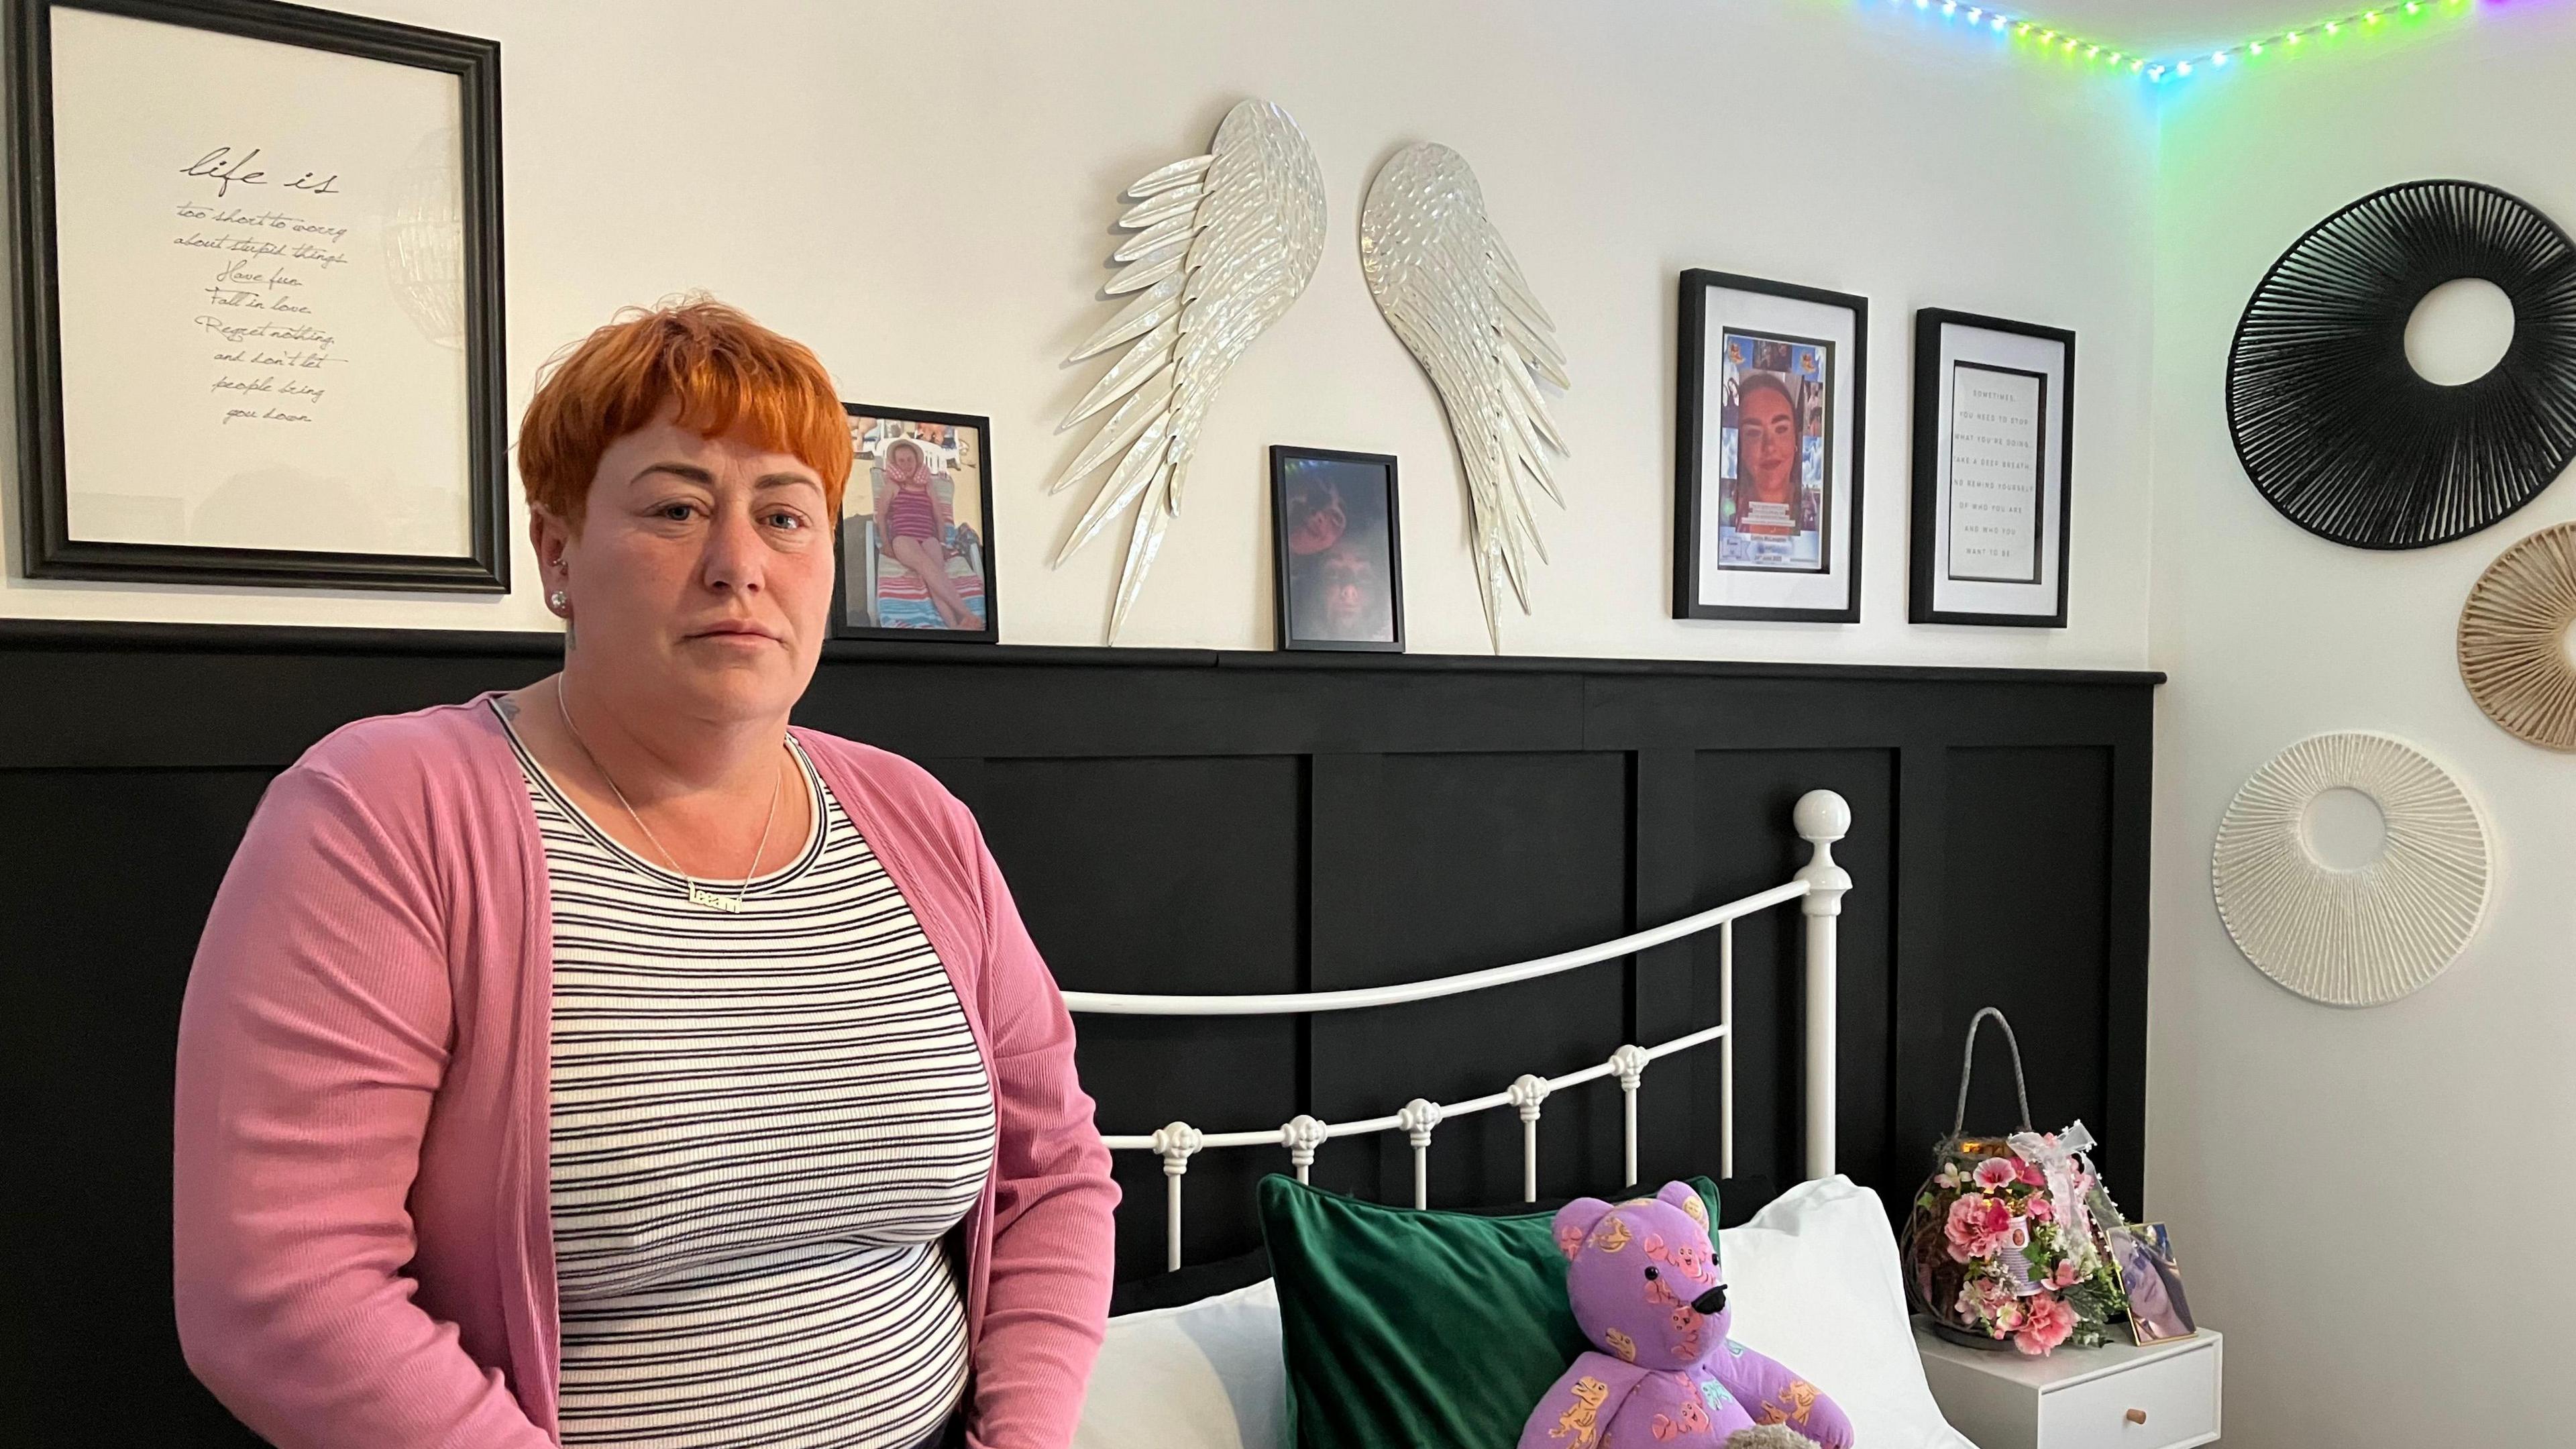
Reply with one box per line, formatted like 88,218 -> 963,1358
2457,521 -> 2576,751
2212,732 -> 2491,1007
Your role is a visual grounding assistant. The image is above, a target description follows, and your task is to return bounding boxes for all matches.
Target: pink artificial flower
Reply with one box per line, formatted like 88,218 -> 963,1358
1975,1159 -> 2020,1190
2027,1194 -> 2055,1222
2017,1157 -> 2049,1187
2014,1293 -> 2078,1355
2051,1259 -> 2082,1289
1945,1194 -> 2017,1263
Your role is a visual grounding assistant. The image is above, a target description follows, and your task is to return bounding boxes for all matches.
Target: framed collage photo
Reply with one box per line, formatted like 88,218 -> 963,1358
10,0 -> 507,590
1910,309 -> 2075,627
1675,270 -> 1868,623
1271,445 -> 1403,653
835,404 -> 998,642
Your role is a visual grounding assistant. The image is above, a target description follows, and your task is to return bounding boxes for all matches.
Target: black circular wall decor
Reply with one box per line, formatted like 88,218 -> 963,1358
2226,179 -> 2576,550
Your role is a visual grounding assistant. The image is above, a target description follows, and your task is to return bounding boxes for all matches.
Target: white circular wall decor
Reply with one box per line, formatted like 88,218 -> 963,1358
2457,521 -> 2576,752
2211,732 -> 2491,1007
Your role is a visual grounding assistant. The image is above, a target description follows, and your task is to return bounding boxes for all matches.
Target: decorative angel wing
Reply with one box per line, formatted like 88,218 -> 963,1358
1359,143 -> 1570,650
1052,99 -> 1326,641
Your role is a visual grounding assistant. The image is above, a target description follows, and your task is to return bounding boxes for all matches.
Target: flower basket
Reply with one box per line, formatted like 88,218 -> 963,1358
1900,1008 -> 2132,1355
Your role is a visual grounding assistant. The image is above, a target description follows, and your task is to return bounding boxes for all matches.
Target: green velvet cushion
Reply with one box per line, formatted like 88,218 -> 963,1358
1256,1174 -> 1721,1449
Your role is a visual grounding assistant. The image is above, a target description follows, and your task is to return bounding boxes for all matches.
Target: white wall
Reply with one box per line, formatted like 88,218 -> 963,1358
0,0 -> 2159,666
2143,9 -> 2576,1448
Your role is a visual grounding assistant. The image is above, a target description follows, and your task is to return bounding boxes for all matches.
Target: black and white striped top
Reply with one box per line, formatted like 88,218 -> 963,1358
499,707 -> 998,1449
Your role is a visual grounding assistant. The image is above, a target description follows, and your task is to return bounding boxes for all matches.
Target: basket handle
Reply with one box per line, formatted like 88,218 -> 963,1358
1951,1006 -> 2034,1138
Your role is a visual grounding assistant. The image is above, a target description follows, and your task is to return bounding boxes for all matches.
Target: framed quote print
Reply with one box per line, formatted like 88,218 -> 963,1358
1909,309 -> 2075,627
1675,269 -> 1868,623
9,0 -> 507,590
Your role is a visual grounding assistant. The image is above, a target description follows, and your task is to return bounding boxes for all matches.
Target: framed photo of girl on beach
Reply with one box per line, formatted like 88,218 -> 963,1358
1674,270 -> 1868,623
833,403 -> 998,642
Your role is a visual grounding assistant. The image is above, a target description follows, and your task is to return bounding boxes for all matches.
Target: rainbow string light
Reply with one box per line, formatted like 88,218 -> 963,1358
1865,0 -> 2496,82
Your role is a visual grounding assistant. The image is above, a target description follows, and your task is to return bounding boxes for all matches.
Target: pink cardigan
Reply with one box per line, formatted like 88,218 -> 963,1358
172,696 -> 1118,1449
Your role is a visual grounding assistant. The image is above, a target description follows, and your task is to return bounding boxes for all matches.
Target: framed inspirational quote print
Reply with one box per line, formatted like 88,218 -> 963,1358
1674,269 -> 1868,623
9,0 -> 506,590
1909,309 -> 2075,627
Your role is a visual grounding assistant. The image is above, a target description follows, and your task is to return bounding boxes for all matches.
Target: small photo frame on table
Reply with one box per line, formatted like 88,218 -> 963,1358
835,405 -> 998,642
1271,445 -> 1403,652
9,0 -> 508,590
2110,1221 -> 2196,1345
1675,270 -> 1868,623
1909,309 -> 2075,627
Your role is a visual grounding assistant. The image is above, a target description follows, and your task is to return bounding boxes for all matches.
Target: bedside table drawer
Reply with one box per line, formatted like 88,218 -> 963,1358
2038,1338 -> 2219,1449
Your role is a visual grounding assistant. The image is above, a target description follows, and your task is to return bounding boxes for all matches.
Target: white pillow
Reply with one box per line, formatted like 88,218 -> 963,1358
1071,1177 -> 1970,1449
1721,1175 -> 1977,1449
1074,1277 -> 1287,1449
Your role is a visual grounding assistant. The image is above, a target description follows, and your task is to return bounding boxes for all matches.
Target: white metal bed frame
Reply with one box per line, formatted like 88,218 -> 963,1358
1063,790 -> 1854,1271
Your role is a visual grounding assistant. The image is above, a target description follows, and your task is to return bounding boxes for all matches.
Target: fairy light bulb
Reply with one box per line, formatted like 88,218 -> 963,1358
2286,30 -> 2302,42
2177,58 -> 2192,74
2326,20 -> 2341,32
2365,11 -> 2382,23
2250,40 -> 2264,54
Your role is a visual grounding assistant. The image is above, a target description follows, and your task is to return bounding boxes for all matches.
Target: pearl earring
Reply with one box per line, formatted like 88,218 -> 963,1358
549,590 -> 567,612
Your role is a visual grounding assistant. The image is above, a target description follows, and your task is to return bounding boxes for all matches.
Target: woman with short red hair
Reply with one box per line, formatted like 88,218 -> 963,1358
172,299 -> 1116,1449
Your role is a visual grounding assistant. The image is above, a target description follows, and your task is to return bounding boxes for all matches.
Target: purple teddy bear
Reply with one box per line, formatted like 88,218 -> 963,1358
1517,1183 -> 1856,1449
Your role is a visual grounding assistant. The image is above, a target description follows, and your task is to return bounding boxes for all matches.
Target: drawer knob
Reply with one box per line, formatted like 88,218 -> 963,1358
2125,1409 -> 2149,1426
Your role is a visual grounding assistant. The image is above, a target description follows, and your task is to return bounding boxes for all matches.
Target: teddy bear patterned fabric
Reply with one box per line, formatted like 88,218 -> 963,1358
1517,1183 -> 1857,1449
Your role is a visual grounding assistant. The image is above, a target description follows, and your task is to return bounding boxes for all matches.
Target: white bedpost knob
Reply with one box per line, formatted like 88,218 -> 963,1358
1792,789 -> 1853,915
1608,1044 -> 1651,1091
1152,1122 -> 1202,1273
1610,1046 -> 1651,1187
1398,1098 -> 1445,1147
1152,1121 -> 1203,1175
1281,1114 -> 1328,1183
1509,1074 -> 1552,1122
1399,1099 -> 1445,1210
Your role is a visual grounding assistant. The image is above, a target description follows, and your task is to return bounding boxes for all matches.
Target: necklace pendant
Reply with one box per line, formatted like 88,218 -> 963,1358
687,883 -> 743,914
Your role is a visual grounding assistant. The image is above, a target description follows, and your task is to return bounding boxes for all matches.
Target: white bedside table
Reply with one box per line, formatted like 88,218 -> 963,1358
1914,1324 -> 2222,1449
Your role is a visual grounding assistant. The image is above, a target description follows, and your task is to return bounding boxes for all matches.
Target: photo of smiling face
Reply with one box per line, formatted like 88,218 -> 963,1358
1714,329 -> 1832,574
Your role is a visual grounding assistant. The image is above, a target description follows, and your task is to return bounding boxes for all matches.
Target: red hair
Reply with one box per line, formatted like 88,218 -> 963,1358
518,297 -> 850,527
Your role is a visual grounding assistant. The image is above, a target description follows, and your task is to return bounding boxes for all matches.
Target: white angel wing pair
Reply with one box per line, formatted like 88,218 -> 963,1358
1051,99 -> 1326,641
1054,105 -> 1566,649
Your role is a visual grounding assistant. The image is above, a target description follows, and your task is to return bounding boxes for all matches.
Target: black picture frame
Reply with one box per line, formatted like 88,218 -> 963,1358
1674,269 -> 1868,623
833,402 -> 1000,643
1270,445 -> 1404,653
1909,309 -> 2076,628
9,0 -> 508,590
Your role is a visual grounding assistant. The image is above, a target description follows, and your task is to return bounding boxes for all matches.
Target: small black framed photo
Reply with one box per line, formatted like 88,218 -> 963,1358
1909,309 -> 2075,627
834,404 -> 998,642
1271,445 -> 1403,652
1675,270 -> 1868,623
10,0 -> 508,591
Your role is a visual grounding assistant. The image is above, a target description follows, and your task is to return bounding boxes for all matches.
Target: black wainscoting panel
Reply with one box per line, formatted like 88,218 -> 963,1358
3,768 -> 274,1448
963,755 -> 1305,1281
0,621 -> 2157,1446
1307,753 -> 1633,1211
1923,747 -> 2116,1179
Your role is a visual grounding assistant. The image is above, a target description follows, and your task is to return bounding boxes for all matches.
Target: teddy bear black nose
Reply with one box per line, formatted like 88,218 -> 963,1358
1691,1285 -> 1727,1316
